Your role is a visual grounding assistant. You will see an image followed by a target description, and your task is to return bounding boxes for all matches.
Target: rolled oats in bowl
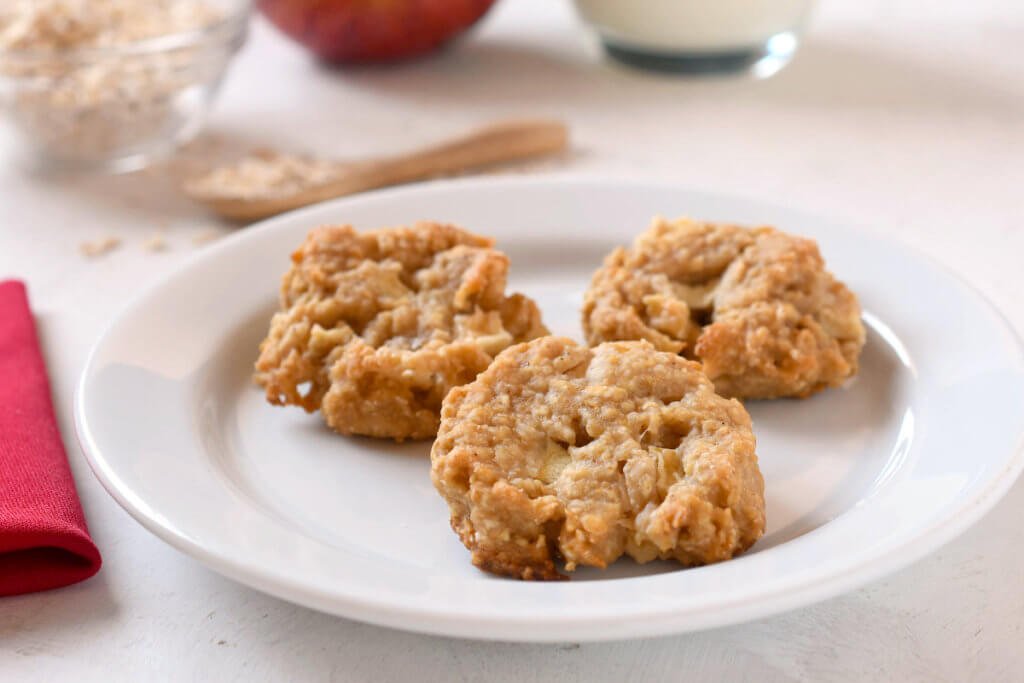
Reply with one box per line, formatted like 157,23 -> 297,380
0,0 -> 249,172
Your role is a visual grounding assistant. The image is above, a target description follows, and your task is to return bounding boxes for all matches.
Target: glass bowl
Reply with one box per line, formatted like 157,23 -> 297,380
0,0 -> 250,173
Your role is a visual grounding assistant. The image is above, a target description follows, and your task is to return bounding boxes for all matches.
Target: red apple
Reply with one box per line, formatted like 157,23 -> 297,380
258,0 -> 498,63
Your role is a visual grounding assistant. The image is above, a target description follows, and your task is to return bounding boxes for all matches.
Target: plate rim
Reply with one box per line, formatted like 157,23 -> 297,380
73,174 -> 1024,641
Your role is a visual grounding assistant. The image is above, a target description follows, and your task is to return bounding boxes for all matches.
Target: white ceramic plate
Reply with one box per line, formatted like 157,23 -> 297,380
75,177 -> 1024,642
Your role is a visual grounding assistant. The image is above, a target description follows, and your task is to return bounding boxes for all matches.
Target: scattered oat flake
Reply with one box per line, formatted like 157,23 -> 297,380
79,236 -> 121,258
143,234 -> 168,252
191,229 -> 222,246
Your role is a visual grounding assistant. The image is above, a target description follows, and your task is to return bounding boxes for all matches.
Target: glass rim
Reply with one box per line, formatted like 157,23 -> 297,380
0,1 -> 250,64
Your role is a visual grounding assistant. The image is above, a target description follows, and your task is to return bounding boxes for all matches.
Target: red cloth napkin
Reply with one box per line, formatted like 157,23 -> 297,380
0,280 -> 101,596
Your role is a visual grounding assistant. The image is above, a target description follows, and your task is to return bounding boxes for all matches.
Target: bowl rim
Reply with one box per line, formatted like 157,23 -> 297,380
0,0 -> 251,63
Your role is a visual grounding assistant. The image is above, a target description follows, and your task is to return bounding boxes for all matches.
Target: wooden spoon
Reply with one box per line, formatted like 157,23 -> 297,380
184,119 -> 569,222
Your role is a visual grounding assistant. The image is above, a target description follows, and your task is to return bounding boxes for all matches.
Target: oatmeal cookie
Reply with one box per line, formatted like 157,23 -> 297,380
255,222 -> 548,440
583,217 -> 865,399
431,336 -> 766,580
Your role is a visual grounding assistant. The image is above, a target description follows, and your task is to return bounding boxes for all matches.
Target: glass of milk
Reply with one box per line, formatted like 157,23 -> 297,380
572,0 -> 815,77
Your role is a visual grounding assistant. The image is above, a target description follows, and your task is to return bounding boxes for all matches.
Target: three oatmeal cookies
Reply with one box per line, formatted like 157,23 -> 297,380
254,222 -> 548,440
583,217 -> 865,399
255,216 -> 865,580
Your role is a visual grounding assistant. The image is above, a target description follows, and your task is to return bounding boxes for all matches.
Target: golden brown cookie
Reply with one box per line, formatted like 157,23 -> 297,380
430,336 -> 766,580
583,217 -> 865,399
255,222 -> 548,440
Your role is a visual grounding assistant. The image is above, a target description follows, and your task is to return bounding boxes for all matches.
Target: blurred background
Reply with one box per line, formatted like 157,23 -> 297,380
5,0 -> 1022,346
2,0 -> 1019,246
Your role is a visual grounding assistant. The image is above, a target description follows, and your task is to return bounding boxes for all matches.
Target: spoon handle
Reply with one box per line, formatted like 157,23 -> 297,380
355,119 -> 569,187
191,120 -> 569,222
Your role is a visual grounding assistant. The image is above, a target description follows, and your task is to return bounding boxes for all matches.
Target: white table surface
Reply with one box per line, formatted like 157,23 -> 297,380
3,0 -> 1023,680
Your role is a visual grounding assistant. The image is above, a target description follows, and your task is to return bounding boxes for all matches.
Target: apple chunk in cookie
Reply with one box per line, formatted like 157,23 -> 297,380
583,217 -> 866,399
430,336 -> 766,580
254,222 -> 548,441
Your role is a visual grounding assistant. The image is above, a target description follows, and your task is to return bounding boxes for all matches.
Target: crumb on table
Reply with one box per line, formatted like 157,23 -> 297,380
78,236 -> 121,258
